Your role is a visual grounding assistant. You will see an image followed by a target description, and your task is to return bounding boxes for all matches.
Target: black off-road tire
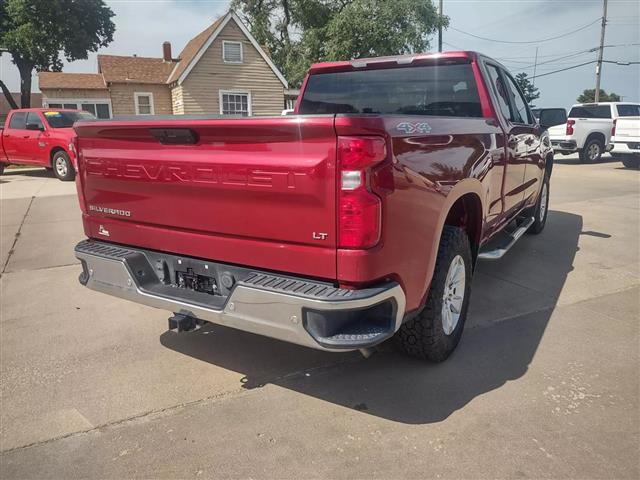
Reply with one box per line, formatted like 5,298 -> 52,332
52,150 -> 75,181
527,174 -> 549,235
579,138 -> 604,164
395,226 -> 472,362
620,156 -> 640,169
0,162 -> 5,175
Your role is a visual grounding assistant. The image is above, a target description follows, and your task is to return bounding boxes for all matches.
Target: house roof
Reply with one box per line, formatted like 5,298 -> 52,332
168,12 -> 288,88
167,16 -> 225,84
37,11 -> 287,92
98,55 -> 177,84
38,72 -> 106,90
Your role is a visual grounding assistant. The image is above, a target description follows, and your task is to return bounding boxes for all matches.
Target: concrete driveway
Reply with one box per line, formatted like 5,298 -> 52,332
1,157 -> 638,479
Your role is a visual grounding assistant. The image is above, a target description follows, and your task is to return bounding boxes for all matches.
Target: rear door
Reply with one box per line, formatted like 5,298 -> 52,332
2,112 -> 31,163
75,116 -> 338,278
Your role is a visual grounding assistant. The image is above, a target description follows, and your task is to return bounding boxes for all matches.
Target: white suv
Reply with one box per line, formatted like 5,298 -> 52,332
548,102 -> 640,163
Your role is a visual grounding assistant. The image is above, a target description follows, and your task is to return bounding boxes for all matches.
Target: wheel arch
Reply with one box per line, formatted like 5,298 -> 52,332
584,131 -> 606,148
49,146 -> 67,167
417,180 -> 485,308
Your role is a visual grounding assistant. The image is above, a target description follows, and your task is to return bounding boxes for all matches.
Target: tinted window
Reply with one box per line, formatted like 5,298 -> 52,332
539,108 -> 567,127
43,111 -> 95,128
299,63 -> 483,117
26,112 -> 44,130
568,105 -> 611,119
8,112 -> 27,129
503,73 -> 532,124
616,104 -> 640,117
486,65 -> 512,121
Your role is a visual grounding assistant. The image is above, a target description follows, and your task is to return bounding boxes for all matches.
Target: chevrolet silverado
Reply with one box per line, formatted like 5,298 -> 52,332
73,51 -> 553,362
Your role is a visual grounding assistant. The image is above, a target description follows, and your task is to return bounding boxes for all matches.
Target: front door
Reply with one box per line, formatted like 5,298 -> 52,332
23,112 -> 48,165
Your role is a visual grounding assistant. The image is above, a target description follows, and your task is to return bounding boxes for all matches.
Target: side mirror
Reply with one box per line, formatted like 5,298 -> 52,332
537,108 -> 567,130
26,123 -> 44,131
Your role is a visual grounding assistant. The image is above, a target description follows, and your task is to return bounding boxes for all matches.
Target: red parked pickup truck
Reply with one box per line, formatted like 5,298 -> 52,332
0,108 -> 94,181
73,51 -> 553,362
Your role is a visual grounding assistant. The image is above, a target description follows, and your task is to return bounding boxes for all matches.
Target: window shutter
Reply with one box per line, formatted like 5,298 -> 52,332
223,42 -> 242,63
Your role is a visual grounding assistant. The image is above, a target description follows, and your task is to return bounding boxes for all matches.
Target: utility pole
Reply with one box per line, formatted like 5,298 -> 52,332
532,46 -> 539,87
438,0 -> 443,53
595,0 -> 608,102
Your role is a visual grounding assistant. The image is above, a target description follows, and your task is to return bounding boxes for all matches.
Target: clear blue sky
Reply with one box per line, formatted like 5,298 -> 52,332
1,0 -> 638,108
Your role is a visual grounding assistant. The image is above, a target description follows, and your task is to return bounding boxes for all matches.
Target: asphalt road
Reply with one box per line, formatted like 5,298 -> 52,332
1,155 -> 638,479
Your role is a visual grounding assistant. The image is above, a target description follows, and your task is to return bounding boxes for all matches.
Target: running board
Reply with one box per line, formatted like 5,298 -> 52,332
478,217 -> 535,261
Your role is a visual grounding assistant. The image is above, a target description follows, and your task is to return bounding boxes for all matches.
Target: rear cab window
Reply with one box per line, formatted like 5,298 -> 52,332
568,105 -> 612,119
298,62 -> 483,118
616,104 -> 640,117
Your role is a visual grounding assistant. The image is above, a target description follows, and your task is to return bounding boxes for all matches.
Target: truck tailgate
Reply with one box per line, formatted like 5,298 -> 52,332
74,116 -> 338,279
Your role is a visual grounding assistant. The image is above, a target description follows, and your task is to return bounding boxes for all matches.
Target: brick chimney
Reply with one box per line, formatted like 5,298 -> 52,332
162,41 -> 172,62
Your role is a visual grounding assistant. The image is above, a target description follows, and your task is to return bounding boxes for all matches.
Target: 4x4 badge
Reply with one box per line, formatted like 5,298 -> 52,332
396,122 -> 432,134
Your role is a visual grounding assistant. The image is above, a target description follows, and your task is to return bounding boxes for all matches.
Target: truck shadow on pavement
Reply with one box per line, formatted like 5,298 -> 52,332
160,210 -> 583,424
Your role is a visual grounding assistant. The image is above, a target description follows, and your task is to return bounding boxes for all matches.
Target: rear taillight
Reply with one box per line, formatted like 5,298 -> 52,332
566,119 -> 575,136
612,119 -> 617,137
337,136 -> 392,249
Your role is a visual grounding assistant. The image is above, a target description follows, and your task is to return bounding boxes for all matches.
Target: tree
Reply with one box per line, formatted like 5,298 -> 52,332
514,72 -> 540,106
0,0 -> 115,108
232,0 -> 448,87
577,89 -> 621,103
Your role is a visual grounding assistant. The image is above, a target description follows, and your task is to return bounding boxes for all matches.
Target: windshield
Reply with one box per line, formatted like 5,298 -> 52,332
616,104 -> 640,117
299,63 -> 483,118
43,111 -> 95,128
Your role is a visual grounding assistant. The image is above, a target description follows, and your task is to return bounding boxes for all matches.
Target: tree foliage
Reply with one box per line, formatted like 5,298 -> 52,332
514,72 -> 540,106
577,89 -> 621,103
231,0 -> 448,87
0,0 -> 115,107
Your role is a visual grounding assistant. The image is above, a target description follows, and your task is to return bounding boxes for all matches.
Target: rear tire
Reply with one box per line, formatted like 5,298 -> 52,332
528,174 -> 549,235
52,151 -> 75,181
395,226 -> 472,362
0,163 -> 5,175
579,138 -> 603,164
621,156 -> 640,169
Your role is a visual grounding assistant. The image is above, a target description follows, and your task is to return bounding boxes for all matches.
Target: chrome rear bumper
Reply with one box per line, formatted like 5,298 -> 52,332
75,240 -> 406,351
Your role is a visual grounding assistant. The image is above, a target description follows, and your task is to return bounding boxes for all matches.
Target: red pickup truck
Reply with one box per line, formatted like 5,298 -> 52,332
0,108 -> 94,181
73,51 -> 553,362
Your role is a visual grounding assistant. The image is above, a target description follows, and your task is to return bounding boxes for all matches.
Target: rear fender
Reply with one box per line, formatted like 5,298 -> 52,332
418,178 -> 485,307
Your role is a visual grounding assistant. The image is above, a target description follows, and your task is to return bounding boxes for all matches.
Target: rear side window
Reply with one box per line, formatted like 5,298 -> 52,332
299,63 -> 483,118
8,112 -> 27,129
485,65 -> 511,122
616,104 -> 640,117
568,105 -> 611,119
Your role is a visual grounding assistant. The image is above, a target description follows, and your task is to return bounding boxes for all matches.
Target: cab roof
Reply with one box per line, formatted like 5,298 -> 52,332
307,51 -> 487,74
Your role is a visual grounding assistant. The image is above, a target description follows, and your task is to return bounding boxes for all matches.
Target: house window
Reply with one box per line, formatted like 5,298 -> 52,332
43,99 -> 112,119
220,91 -> 251,116
222,41 -> 243,63
134,92 -> 155,115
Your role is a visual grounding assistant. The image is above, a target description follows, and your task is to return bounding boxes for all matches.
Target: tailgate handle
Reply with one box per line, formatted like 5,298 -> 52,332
150,128 -> 198,145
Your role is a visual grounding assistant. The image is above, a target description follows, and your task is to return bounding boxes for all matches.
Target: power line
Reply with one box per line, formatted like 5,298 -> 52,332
449,18 -> 601,44
531,59 -> 639,79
